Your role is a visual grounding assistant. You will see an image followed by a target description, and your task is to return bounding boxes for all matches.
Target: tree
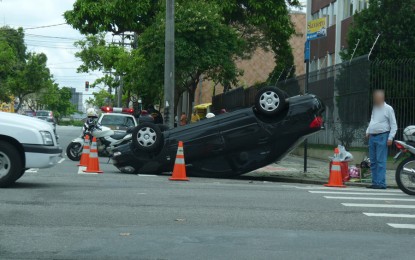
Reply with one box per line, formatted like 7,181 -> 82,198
343,0 -> 415,60
7,52 -> 54,112
64,0 -> 299,110
86,89 -> 115,108
137,1 -> 245,113
0,27 -> 26,102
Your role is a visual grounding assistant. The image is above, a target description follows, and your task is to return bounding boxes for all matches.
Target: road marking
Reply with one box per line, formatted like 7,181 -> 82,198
342,203 -> 415,209
25,168 -> 39,173
387,224 -> 415,229
364,213 -> 415,218
58,158 -> 65,164
285,185 -> 403,193
77,166 -> 98,175
137,174 -> 158,177
324,196 -> 415,202
309,191 -> 404,196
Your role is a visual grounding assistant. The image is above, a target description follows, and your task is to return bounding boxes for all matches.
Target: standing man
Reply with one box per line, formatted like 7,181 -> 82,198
366,90 -> 397,189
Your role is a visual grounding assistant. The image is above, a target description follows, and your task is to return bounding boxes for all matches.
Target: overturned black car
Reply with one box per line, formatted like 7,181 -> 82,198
112,87 -> 325,177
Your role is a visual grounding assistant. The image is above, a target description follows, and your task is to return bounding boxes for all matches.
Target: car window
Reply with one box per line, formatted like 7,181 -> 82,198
36,111 -> 50,117
100,115 -> 135,128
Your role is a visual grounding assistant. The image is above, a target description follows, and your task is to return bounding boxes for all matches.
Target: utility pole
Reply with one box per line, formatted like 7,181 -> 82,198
117,33 -> 125,107
304,40 -> 310,173
164,0 -> 175,128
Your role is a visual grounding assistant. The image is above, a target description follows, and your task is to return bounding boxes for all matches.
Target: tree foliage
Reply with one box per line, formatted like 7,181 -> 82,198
64,0 -> 299,110
343,0 -> 415,60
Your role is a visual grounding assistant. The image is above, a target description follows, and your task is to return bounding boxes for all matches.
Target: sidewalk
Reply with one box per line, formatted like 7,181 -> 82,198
245,155 -> 398,188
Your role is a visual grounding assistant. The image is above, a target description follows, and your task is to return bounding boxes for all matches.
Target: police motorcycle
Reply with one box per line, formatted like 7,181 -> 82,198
66,108 -> 132,161
394,126 -> 415,195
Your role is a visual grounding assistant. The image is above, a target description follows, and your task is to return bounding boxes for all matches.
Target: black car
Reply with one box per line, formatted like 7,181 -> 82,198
112,87 -> 325,177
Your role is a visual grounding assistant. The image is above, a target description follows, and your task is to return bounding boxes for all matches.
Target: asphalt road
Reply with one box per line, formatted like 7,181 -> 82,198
0,126 -> 414,259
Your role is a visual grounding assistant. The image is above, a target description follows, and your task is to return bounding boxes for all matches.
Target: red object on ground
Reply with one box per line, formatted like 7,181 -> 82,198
325,160 -> 346,188
77,135 -> 90,167
329,161 -> 350,182
169,141 -> 189,181
83,137 -> 103,174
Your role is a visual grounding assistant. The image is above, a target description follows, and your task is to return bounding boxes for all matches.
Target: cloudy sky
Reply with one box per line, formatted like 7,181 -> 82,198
0,0 -> 102,103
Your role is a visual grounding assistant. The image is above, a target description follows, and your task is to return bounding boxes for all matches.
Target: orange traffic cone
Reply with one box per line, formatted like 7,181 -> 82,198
83,137 -> 103,174
169,141 -> 189,181
324,148 -> 346,187
77,135 -> 90,166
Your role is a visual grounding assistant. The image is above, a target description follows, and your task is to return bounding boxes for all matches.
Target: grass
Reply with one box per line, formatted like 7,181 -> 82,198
58,120 -> 84,127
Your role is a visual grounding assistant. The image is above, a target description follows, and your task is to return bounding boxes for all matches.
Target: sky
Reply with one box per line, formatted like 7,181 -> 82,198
0,0 -> 102,105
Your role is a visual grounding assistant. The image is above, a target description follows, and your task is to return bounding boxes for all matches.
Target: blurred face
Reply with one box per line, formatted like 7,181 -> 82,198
373,91 -> 385,106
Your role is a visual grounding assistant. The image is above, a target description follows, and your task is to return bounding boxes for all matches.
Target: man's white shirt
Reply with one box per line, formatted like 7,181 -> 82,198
366,102 -> 397,141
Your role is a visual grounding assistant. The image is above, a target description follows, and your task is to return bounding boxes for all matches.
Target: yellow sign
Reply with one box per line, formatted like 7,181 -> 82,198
0,96 -> 15,113
307,17 -> 327,40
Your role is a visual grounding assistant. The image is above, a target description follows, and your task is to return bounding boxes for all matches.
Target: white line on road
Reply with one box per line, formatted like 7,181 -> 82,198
137,174 -> 158,177
25,168 -> 39,173
58,158 -> 65,164
342,203 -> 415,209
285,185 -> 403,193
364,213 -> 415,218
324,196 -> 415,202
387,224 -> 415,229
309,191 -> 404,196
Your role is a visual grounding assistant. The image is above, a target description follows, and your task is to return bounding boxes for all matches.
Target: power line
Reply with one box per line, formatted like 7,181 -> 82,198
23,23 -> 67,30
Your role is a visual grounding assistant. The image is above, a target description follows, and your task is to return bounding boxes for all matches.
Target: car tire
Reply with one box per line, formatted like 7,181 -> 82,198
0,141 -> 23,188
255,86 -> 287,116
66,142 -> 82,161
132,122 -> 162,152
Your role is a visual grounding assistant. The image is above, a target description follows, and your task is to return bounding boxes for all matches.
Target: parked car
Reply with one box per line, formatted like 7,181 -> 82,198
0,112 -> 62,187
112,87 -> 325,177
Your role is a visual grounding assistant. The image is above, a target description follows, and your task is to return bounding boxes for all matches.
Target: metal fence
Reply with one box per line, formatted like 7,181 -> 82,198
212,55 -> 415,150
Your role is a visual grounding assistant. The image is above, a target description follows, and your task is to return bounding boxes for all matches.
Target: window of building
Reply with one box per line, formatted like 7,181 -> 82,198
312,12 -> 319,20
344,0 -> 354,18
357,0 -> 368,12
331,1 -> 337,26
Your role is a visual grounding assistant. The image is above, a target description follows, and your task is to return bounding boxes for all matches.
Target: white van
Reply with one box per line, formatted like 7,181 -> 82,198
0,112 -> 62,187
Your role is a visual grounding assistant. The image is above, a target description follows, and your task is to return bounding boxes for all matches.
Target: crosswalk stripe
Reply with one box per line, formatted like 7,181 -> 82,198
324,196 -> 415,202
286,185 -> 403,193
387,224 -> 415,229
309,191 -> 404,196
364,213 -> 415,218
342,203 -> 415,209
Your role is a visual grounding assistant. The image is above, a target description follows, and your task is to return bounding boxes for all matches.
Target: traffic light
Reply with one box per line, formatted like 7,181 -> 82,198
85,81 -> 89,91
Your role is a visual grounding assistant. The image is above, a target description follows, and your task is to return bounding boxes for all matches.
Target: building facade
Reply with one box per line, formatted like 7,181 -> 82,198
69,88 -> 84,112
194,12 -> 307,105
306,0 -> 368,71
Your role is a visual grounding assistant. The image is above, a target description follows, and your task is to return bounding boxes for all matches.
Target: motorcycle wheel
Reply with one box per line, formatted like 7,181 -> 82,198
395,156 -> 415,196
66,142 -> 82,161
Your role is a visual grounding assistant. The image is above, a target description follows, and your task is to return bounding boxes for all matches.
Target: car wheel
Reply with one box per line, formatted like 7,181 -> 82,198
0,141 -> 23,188
66,142 -> 82,161
132,122 -> 162,152
255,86 -> 287,116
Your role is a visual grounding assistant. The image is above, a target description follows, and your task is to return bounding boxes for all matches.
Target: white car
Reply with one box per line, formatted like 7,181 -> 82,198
0,112 -> 62,187
98,107 -> 138,133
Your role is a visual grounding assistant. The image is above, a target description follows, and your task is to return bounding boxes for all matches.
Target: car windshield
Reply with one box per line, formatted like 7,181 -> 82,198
36,111 -> 50,117
100,115 -> 135,130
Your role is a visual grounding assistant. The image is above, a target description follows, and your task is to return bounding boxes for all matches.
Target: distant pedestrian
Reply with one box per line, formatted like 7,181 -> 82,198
366,90 -> 397,189
180,112 -> 187,126
191,109 -> 200,123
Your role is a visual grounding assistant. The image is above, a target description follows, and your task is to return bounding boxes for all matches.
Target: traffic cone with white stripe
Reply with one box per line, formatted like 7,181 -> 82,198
83,137 -> 103,174
324,148 -> 346,187
169,141 -> 189,181
77,135 -> 90,167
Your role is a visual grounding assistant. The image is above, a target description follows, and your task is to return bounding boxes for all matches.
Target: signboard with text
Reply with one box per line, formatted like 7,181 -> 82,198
307,17 -> 327,40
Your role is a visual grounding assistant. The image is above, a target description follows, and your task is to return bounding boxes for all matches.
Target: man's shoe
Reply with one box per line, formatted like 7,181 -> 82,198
372,186 -> 387,189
